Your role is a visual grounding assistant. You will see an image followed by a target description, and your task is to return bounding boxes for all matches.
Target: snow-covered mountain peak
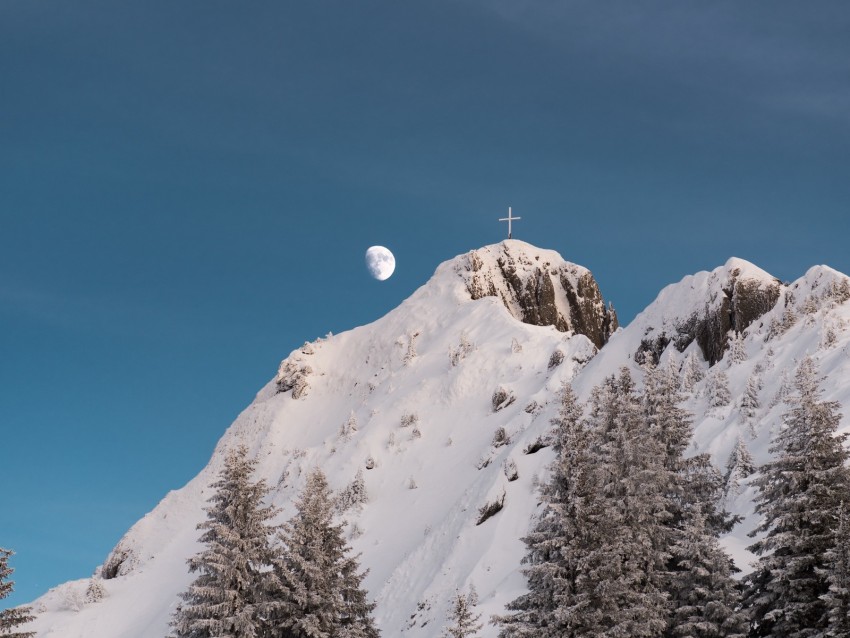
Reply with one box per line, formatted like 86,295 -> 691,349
452,240 -> 618,349
721,256 -> 777,284
23,246 -> 850,638
614,258 -> 783,366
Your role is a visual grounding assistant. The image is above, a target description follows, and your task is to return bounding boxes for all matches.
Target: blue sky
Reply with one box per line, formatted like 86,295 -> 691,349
2,0 -> 850,606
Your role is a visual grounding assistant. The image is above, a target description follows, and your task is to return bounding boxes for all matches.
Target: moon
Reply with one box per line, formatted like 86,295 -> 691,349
365,246 -> 396,281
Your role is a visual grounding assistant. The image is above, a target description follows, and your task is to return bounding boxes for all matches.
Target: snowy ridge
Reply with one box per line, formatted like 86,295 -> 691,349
23,246 -> 850,638
575,260 -> 850,571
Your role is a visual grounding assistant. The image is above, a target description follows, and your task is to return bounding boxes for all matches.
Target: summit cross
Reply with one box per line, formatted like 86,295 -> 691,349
499,206 -> 521,239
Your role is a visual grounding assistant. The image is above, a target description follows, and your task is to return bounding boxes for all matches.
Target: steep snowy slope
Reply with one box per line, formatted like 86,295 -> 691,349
23,244 -> 850,638
23,241 -> 612,638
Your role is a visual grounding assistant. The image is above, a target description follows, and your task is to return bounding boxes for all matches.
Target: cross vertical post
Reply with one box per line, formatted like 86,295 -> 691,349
499,206 -> 521,239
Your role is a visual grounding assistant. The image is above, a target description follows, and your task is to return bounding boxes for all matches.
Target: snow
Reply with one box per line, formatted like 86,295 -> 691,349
22,243 -> 850,637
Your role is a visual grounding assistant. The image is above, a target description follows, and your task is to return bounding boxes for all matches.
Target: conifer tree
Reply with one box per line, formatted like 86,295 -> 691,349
266,467 -> 379,638
667,506 -> 748,638
727,332 -> 747,365
642,360 -> 745,638
708,371 -> 732,408
336,468 -> 368,514
495,382 -> 594,637
561,370 -> 671,637
0,549 -> 34,638
770,369 -> 793,408
681,351 -> 705,393
743,357 -> 850,637
442,587 -> 482,638
740,373 -> 761,424
821,506 -> 850,637
724,437 -> 755,499
170,445 -> 279,638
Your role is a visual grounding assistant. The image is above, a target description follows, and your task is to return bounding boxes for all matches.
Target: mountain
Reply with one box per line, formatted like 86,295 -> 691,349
23,241 -> 850,637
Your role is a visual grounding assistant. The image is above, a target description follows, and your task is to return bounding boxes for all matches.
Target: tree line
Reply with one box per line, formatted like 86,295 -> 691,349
495,355 -> 850,638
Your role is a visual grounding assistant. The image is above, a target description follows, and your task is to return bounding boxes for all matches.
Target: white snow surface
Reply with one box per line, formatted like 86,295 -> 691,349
23,243 -> 850,637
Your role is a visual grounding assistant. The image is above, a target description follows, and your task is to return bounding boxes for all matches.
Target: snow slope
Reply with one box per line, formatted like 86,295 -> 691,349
23,243 -> 850,637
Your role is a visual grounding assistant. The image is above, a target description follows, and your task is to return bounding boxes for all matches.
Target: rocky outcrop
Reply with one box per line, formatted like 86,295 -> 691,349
460,241 -> 618,349
634,262 -> 782,366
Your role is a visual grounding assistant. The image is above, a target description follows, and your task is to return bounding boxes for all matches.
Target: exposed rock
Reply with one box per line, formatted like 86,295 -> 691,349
101,543 -> 137,580
634,263 -> 782,366
460,241 -> 618,349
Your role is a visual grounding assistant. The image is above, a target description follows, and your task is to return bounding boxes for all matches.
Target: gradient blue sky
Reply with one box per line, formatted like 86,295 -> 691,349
2,0 -> 850,605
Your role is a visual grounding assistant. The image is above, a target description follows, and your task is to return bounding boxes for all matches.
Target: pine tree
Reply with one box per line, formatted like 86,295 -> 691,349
821,505 -> 850,637
666,506 -> 748,638
643,360 -> 746,638
0,549 -> 34,638
743,357 -> 850,637
727,332 -> 747,365
643,357 -> 691,474
708,371 -> 732,408
740,373 -> 761,423
170,445 -> 279,638
681,351 -> 705,393
339,412 -> 358,441
573,370 -> 671,637
495,381 -> 594,637
442,586 -> 482,638
770,368 -> 793,408
724,437 -> 755,499
336,468 -> 368,514
266,467 -> 379,638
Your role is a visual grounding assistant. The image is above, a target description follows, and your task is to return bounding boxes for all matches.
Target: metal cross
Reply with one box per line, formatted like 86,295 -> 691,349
499,206 -> 521,239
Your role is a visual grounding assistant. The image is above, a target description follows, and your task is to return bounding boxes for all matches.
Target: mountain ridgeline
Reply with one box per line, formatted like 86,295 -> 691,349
22,241 -> 850,637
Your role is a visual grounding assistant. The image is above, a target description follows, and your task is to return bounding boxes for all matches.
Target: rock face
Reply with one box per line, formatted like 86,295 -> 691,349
634,259 -> 782,366
459,241 -> 618,349
689,271 -> 782,364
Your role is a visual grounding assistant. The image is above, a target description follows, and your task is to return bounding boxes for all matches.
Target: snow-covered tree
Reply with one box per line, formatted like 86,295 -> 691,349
727,331 -> 747,365
499,368 -> 743,638
0,548 -> 34,638
707,371 -> 732,408
266,467 -> 379,638
449,332 -> 475,366
403,330 -> 419,365
495,381 -> 599,637
743,357 -> 850,637
339,412 -> 358,441
336,468 -> 368,514
643,357 -> 691,473
442,586 -> 482,638
724,437 -> 755,499
770,368 -> 793,408
827,278 -> 850,304
802,295 -> 819,315
642,360 -> 745,638
763,346 -> 776,371
779,305 -> 798,334
740,372 -> 762,425
681,350 -> 705,393
589,369 -> 672,637
666,506 -> 748,638
821,506 -> 850,637
171,445 -> 279,638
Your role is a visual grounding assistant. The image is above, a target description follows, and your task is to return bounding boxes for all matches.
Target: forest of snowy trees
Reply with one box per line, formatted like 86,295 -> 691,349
169,446 -> 379,638
159,353 -> 850,638
495,356 -> 850,638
